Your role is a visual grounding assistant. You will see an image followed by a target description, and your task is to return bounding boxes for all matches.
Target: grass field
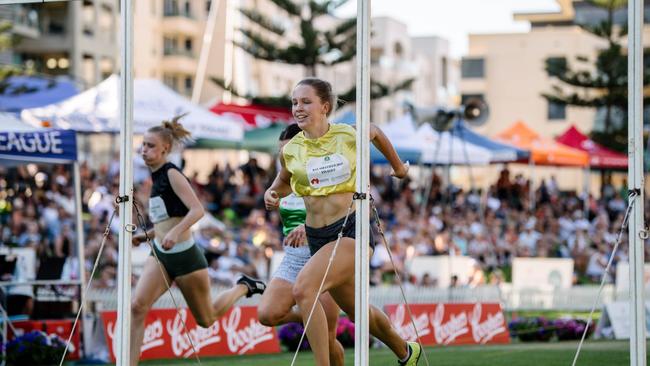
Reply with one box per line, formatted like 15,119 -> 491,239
125,341 -> 646,366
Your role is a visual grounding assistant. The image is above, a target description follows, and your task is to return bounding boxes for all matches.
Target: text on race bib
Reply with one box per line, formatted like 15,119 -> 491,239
280,194 -> 306,210
306,154 -> 351,189
149,196 -> 170,223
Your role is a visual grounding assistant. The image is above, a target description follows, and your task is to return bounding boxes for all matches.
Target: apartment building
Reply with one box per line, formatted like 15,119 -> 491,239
461,0 -> 650,138
361,17 -> 458,124
12,0 -> 117,88
0,5 -> 40,65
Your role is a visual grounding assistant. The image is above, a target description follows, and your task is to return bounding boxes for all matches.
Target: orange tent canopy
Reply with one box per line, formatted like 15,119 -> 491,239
495,121 -> 589,167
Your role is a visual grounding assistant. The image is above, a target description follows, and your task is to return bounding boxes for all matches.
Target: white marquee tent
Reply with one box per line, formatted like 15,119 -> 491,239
381,114 -> 493,165
21,75 -> 243,143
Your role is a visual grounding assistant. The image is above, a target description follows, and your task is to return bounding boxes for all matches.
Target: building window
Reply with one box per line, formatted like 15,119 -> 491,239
548,101 -> 566,120
185,76 -> 193,95
441,56 -> 448,88
164,0 -> 179,15
163,74 -> 177,90
185,38 -> 193,53
184,1 -> 191,17
546,57 -> 567,75
461,93 -> 485,105
164,36 -> 177,55
461,57 -> 484,78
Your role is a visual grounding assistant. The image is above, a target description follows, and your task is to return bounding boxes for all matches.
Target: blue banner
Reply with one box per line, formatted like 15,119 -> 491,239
0,129 -> 77,163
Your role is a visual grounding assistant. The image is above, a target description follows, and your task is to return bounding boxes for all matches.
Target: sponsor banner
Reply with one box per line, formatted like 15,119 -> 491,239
0,129 -> 77,163
385,303 -> 510,346
101,306 -> 280,361
512,257 -> 574,289
9,319 -> 81,360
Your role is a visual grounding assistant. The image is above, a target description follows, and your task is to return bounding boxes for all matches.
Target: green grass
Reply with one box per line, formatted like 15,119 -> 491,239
117,340 -> 644,366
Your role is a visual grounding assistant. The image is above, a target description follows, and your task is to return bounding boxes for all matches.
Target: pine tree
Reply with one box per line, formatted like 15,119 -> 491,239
212,0 -> 412,107
542,0 -> 647,153
236,0 -> 355,77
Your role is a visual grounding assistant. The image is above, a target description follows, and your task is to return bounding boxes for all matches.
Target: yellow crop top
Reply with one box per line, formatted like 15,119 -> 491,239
283,123 -> 356,197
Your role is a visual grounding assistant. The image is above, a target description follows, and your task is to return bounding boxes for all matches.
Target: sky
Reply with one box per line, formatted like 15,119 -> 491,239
337,0 -> 561,57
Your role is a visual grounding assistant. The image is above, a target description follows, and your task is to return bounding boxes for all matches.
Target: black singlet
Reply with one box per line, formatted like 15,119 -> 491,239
148,162 -> 190,223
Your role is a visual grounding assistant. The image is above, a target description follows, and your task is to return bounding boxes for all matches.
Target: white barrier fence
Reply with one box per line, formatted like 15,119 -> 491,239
85,284 -> 631,312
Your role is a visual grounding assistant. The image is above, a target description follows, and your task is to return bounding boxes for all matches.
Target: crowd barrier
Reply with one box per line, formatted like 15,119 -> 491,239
86,284 -> 620,311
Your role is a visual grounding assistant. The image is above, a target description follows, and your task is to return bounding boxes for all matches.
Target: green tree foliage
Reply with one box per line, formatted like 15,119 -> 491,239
215,0 -> 412,106
542,0 -> 647,152
236,0 -> 355,76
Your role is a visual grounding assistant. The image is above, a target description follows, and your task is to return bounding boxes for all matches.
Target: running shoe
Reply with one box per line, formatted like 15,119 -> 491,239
398,341 -> 422,366
237,274 -> 267,298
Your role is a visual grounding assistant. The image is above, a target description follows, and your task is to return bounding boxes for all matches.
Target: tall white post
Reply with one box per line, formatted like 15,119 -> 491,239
354,1 -> 371,365
191,0 -> 222,104
628,0 -> 646,365
116,0 -> 135,363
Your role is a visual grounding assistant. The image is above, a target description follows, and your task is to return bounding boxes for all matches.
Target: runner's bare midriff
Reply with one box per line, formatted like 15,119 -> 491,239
304,191 -> 354,228
153,216 -> 192,243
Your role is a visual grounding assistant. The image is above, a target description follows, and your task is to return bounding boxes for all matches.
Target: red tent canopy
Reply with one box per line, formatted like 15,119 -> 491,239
209,102 -> 293,130
555,125 -> 627,169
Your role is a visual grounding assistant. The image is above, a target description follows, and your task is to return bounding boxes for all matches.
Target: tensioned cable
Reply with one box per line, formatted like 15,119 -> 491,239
58,210 -> 117,366
133,201 -> 203,365
370,196 -> 431,366
290,198 -> 356,366
571,190 -> 639,366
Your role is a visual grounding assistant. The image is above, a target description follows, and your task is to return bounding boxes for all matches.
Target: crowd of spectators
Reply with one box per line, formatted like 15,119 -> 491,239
0,155 -> 640,311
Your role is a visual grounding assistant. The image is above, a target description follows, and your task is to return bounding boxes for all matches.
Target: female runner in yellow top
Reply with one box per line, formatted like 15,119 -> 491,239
264,78 -> 421,366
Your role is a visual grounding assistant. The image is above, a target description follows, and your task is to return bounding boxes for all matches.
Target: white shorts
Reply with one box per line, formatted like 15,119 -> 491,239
272,245 -> 310,284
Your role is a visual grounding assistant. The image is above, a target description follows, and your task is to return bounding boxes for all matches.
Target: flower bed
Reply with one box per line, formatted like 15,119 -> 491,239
3,330 -> 66,366
508,316 -> 594,342
278,316 -> 370,351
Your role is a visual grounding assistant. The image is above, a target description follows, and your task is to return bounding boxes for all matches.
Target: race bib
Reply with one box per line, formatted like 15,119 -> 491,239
280,194 -> 306,210
149,196 -> 170,223
306,153 -> 351,189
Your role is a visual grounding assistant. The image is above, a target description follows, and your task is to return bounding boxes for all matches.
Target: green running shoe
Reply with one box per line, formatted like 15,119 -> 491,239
398,341 -> 421,366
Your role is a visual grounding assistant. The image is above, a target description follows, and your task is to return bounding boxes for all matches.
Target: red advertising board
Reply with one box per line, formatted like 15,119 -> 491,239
9,319 -> 81,360
384,303 -> 510,346
101,306 -> 280,361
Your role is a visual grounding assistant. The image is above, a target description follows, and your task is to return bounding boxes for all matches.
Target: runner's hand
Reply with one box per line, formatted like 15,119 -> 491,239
391,161 -> 410,179
284,224 -> 306,248
161,230 -> 179,250
264,189 -> 280,210
132,233 -> 146,246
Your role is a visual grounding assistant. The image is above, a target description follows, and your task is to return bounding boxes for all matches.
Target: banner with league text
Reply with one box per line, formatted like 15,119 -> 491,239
101,306 -> 280,361
385,303 -> 510,346
0,129 -> 77,163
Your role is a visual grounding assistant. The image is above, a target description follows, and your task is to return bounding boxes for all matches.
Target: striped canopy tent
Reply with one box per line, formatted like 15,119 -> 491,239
496,121 -> 589,167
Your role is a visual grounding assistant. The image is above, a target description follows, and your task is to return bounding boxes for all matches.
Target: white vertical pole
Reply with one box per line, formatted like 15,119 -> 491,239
116,0 -> 135,363
222,0 -> 235,104
191,0 -> 222,104
629,0 -> 646,365
354,0 -> 370,365
73,161 -> 88,356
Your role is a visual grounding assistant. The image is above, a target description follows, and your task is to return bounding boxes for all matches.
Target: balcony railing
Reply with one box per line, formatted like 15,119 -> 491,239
163,48 -> 195,58
163,9 -> 194,19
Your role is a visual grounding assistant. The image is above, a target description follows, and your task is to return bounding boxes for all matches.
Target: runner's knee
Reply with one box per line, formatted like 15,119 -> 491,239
258,304 -> 285,327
